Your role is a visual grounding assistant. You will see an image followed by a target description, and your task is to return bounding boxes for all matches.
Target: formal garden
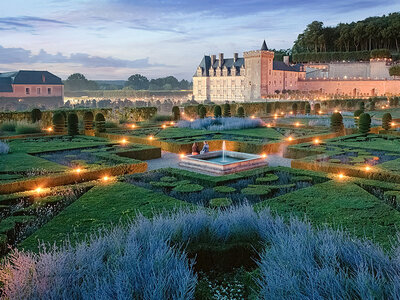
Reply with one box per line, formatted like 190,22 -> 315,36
3,99 -> 400,299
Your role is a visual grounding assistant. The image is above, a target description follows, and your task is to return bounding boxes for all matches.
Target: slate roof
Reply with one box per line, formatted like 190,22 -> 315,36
261,40 -> 268,51
196,55 -> 245,77
0,70 -> 62,92
273,61 -> 304,72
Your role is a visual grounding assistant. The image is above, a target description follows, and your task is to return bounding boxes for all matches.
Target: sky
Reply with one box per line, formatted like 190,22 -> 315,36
0,0 -> 399,81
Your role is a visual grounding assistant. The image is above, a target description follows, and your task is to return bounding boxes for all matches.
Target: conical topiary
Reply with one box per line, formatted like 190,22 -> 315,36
223,103 -> 231,117
358,113 -> 371,134
172,106 -> 180,121
31,108 -> 42,123
237,106 -> 245,118
382,113 -> 392,131
199,105 -> 206,119
214,105 -> 222,118
330,112 -> 344,132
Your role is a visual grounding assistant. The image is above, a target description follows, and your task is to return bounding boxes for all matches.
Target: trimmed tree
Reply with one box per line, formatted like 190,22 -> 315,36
172,106 -> 180,121
199,106 -> 206,119
358,113 -> 371,134
354,109 -> 363,127
223,103 -> 231,117
359,101 -> 365,112
292,103 -> 298,115
52,112 -> 65,134
31,108 -> 42,123
67,113 -> 79,136
314,103 -> 321,114
382,113 -> 392,131
369,100 -> 375,111
305,103 -> 311,114
330,112 -> 344,132
214,105 -> 222,118
266,103 -> 272,114
95,113 -> 106,133
197,104 -> 204,116
237,106 -> 245,118
83,111 -> 94,131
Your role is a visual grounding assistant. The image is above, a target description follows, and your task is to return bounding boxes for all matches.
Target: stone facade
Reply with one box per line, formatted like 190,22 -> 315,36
193,41 -> 305,102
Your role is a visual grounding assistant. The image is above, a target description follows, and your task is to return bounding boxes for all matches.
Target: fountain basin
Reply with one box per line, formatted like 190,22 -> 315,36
179,150 -> 268,175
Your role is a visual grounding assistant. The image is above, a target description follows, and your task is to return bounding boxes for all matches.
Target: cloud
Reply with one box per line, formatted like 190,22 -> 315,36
0,45 -> 165,69
0,16 -> 71,31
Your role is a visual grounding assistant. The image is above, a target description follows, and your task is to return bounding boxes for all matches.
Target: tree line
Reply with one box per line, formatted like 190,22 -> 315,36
64,73 -> 192,92
293,13 -> 400,54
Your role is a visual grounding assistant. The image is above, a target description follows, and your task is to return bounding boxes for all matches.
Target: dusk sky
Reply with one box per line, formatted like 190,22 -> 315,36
1,0 -> 399,80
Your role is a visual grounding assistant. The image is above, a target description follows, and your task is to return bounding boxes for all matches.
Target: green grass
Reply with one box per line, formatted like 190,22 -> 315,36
19,182 -> 190,252
0,153 -> 68,172
255,180 -> 400,248
221,127 -> 283,139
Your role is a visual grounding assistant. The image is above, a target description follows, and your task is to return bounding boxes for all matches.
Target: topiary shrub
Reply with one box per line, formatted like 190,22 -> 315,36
83,111 -> 94,131
255,174 -> 279,184
369,100 -> 376,111
31,108 -> 42,123
209,198 -> 232,208
292,103 -> 298,115
314,103 -> 321,114
305,103 -> 311,114
223,103 -> 231,117
67,113 -> 79,136
266,103 -> 272,114
52,112 -> 65,134
237,106 -> 245,118
330,112 -> 344,132
172,106 -> 180,121
358,113 -> 371,134
213,186 -> 236,193
199,105 -> 206,119
173,184 -> 204,193
214,105 -> 222,118
95,113 -> 106,133
354,109 -> 363,127
382,113 -> 392,131
359,101 -> 365,111
241,185 -> 271,196
160,176 -> 177,183
290,176 -> 313,183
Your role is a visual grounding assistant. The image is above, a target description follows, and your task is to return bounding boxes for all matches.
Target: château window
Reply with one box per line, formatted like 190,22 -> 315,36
37,88 -> 41,94
48,88 -> 52,95
25,88 -> 30,95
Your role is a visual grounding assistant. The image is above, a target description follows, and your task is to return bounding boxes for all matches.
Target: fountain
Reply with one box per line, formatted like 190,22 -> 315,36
179,141 -> 268,175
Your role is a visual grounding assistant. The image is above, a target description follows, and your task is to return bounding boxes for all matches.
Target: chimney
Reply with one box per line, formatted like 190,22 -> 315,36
234,53 -> 238,62
219,53 -> 224,67
211,54 -> 216,67
283,56 -> 290,65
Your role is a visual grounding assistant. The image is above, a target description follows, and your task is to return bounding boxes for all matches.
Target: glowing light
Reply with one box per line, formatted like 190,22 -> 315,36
46,127 -> 53,132
334,109 -> 338,113
182,112 -> 185,115
251,115 -> 255,119
313,138 -> 320,145
294,122 -> 300,127
287,136 -> 293,142
365,166 -> 371,172
274,113 -> 278,118
162,124 -> 166,129
170,121 -> 175,125
391,122 -> 396,127
338,173 -> 345,179
74,168 -> 82,174
289,111 -> 293,115
318,111 -> 323,115
35,187 -> 43,194
180,153 -> 185,159
280,112 -> 284,115
190,118 -> 194,122
131,124 -> 136,129
120,139 -> 128,144
266,124 -> 272,128
102,176 -> 109,182
148,135 -> 154,140
261,153 -> 267,158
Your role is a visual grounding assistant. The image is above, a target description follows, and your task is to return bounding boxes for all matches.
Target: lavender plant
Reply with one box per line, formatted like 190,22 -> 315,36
178,117 -> 264,131
2,205 -> 400,299
0,141 -> 9,154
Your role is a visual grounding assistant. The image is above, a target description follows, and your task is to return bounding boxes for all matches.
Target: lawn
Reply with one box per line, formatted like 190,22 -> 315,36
256,180 -> 400,248
20,182 -> 190,252
0,153 -> 68,173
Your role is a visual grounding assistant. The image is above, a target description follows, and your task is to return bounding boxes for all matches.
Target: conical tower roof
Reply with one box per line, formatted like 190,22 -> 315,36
261,40 -> 268,51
